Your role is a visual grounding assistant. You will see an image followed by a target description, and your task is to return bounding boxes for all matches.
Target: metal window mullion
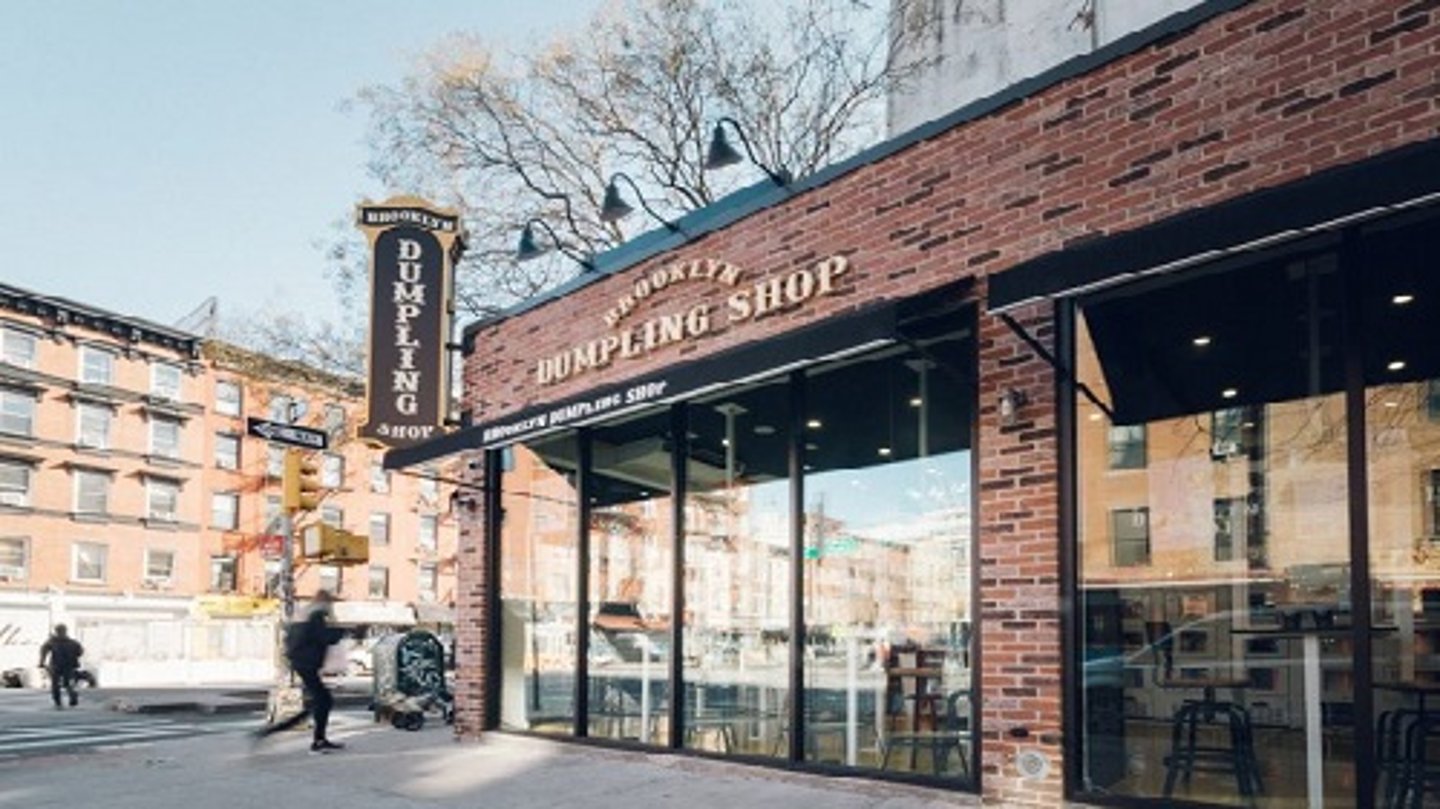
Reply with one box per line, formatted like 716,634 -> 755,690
575,430 -> 593,738
788,370 -> 805,763
669,403 -> 687,749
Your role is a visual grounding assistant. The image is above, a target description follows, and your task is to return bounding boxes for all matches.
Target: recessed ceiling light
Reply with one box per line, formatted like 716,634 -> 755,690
1388,360 -> 1407,372
1242,421 -> 1255,429
877,447 -> 892,457
1393,294 -> 1415,305
753,424 -> 776,435
1193,335 -> 1212,347
806,419 -> 822,430
1087,413 -> 1103,422
720,438 -> 730,447
1384,400 -> 1399,409
805,442 -> 818,451
1222,388 -> 1238,399
909,397 -> 923,407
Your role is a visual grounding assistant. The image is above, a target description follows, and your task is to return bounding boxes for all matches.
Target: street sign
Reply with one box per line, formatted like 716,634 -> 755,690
246,417 -> 329,450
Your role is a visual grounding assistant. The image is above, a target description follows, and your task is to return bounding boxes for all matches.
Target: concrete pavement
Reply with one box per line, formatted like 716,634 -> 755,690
0,715 -> 1004,809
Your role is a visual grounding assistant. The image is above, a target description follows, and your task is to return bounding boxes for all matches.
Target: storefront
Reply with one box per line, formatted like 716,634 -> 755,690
387,1 -> 1440,805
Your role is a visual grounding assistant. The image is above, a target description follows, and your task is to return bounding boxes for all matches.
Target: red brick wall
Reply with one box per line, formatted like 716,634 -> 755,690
455,1 -> 1440,802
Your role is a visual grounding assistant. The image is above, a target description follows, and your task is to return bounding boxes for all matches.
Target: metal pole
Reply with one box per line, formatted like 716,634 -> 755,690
281,510 -> 296,621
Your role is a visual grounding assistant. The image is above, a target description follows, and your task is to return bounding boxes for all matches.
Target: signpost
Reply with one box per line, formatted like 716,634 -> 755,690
246,417 -> 328,450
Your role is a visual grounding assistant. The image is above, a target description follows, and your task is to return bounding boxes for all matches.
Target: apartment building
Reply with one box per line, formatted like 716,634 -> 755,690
0,283 -> 456,683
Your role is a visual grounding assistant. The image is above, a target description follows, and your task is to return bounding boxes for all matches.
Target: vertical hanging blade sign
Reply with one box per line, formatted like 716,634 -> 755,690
355,196 -> 465,449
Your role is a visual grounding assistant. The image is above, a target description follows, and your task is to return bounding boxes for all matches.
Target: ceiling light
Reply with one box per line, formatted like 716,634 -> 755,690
1388,360 -> 1407,372
806,419 -> 822,430
909,397 -> 923,407
1384,400 -> 1399,408
720,438 -> 730,447
1222,388 -> 1238,399
1087,413 -> 1103,422
1393,294 -> 1415,305
753,424 -> 776,435
877,447 -> 892,457
805,442 -> 818,451
1193,335 -> 1212,347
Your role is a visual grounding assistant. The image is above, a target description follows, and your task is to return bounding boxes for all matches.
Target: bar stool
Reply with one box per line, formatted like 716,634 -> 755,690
1148,628 -> 1263,803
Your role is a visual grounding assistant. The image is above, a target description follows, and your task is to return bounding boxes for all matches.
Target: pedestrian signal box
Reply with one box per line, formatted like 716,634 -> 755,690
301,524 -> 369,565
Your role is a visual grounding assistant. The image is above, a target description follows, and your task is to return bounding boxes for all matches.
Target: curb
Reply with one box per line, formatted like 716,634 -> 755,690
111,692 -> 371,715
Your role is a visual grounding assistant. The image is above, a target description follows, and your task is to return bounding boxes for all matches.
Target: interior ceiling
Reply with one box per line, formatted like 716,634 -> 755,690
1084,213 -> 1440,426
532,317 -> 976,508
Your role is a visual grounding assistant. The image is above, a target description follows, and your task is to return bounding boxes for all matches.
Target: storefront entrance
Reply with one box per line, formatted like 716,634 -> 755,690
491,302 -> 980,786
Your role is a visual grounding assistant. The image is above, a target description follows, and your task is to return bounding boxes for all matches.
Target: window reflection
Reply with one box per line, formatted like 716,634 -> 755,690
499,432 -> 579,734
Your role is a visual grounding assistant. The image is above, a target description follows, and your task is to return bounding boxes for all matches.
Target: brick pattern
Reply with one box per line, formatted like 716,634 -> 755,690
451,458 -> 487,737
456,1 -> 1440,802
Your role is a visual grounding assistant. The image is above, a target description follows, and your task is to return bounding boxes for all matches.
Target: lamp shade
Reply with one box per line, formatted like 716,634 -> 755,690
599,180 -> 634,223
704,123 -> 744,171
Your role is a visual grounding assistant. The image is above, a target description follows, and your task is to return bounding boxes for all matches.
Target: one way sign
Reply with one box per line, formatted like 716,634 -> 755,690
246,417 -> 329,450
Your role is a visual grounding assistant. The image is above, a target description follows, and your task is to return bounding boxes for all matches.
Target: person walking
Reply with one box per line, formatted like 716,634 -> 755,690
254,590 -> 346,753
38,624 -> 84,709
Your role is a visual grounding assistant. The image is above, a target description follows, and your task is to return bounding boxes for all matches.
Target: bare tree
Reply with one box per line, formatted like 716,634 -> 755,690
341,0 -> 939,319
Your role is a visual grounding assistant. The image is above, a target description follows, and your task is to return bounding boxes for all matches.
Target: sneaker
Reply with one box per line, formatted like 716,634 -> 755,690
309,739 -> 345,753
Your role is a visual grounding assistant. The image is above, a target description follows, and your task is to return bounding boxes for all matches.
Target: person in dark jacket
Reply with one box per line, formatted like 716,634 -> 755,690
39,624 -> 84,709
254,591 -> 346,752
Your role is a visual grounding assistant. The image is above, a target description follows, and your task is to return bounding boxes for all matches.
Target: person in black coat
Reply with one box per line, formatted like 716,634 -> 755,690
254,590 -> 346,753
39,624 -> 84,709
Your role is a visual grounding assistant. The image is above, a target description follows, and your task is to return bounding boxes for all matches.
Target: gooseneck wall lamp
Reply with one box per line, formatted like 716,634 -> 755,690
599,172 -> 683,233
515,218 -> 595,272
704,116 -> 791,186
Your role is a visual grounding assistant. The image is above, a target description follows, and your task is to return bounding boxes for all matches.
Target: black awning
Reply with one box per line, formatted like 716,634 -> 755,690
385,279 -> 974,469
989,137 -> 1440,312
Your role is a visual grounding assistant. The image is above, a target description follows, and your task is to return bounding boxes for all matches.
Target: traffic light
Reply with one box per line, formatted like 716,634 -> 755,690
282,449 -> 322,512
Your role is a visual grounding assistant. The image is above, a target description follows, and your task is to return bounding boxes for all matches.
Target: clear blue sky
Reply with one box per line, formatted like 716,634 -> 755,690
0,1 -> 601,331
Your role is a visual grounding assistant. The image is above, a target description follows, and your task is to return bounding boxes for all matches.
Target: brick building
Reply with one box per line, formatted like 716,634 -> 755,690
390,1 -> 1440,806
0,285 -> 457,684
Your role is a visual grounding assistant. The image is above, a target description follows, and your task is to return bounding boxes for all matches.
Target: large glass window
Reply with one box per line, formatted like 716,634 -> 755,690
215,379 -> 242,416
76,403 -> 111,449
215,433 -> 240,470
1,327 -> 36,368
79,346 -> 114,385
586,409 -> 673,745
0,536 -> 27,580
498,432 -> 580,735
0,459 -> 32,507
74,470 -> 109,516
682,379 -> 792,758
73,542 -> 107,583
1075,252 -> 1353,807
0,388 -> 35,436
151,363 -> 183,401
801,326 -> 975,780
148,478 -> 180,522
150,416 -> 181,459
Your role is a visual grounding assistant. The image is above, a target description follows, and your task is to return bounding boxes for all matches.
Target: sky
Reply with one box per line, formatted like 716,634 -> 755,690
0,1 -> 603,332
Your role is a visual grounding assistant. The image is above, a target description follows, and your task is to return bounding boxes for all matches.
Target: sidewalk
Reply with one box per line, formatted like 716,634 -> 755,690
100,678 -> 372,715
0,718 -> 1006,809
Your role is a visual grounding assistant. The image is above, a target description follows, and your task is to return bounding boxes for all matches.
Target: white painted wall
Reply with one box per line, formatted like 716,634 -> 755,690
888,0 -> 1207,134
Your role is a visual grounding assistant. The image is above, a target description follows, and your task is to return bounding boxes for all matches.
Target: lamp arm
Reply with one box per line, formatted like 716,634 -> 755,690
526,218 -> 596,272
716,116 -> 791,185
610,172 -> 684,234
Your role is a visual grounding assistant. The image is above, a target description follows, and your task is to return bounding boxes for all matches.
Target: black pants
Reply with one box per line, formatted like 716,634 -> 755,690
261,669 -> 333,742
49,668 -> 77,707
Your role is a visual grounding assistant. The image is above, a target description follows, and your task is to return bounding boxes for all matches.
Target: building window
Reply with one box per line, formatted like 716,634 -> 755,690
150,416 -> 182,459
263,559 -> 281,597
419,468 -> 439,503
1,327 -> 37,368
319,564 -> 340,594
210,555 -> 237,592
72,542 -> 108,583
266,445 -> 285,477
1107,424 -> 1146,469
370,460 -> 390,493
264,495 -> 281,533
151,363 -> 183,401
1430,470 -> 1440,539
79,346 -> 115,386
324,404 -> 346,433
0,459 -> 31,508
321,506 -> 343,528
215,380 -> 242,416
368,565 -> 389,599
0,388 -> 35,436
0,537 -> 28,580
77,403 -> 112,449
418,563 -> 438,602
269,393 -> 304,423
1111,507 -> 1151,567
1211,407 -> 1248,459
144,549 -> 175,585
1214,497 -> 1245,562
215,433 -> 240,470
322,453 -> 344,488
418,515 -> 438,551
212,492 -> 239,530
369,512 -> 390,546
147,479 -> 180,522
74,470 -> 109,516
